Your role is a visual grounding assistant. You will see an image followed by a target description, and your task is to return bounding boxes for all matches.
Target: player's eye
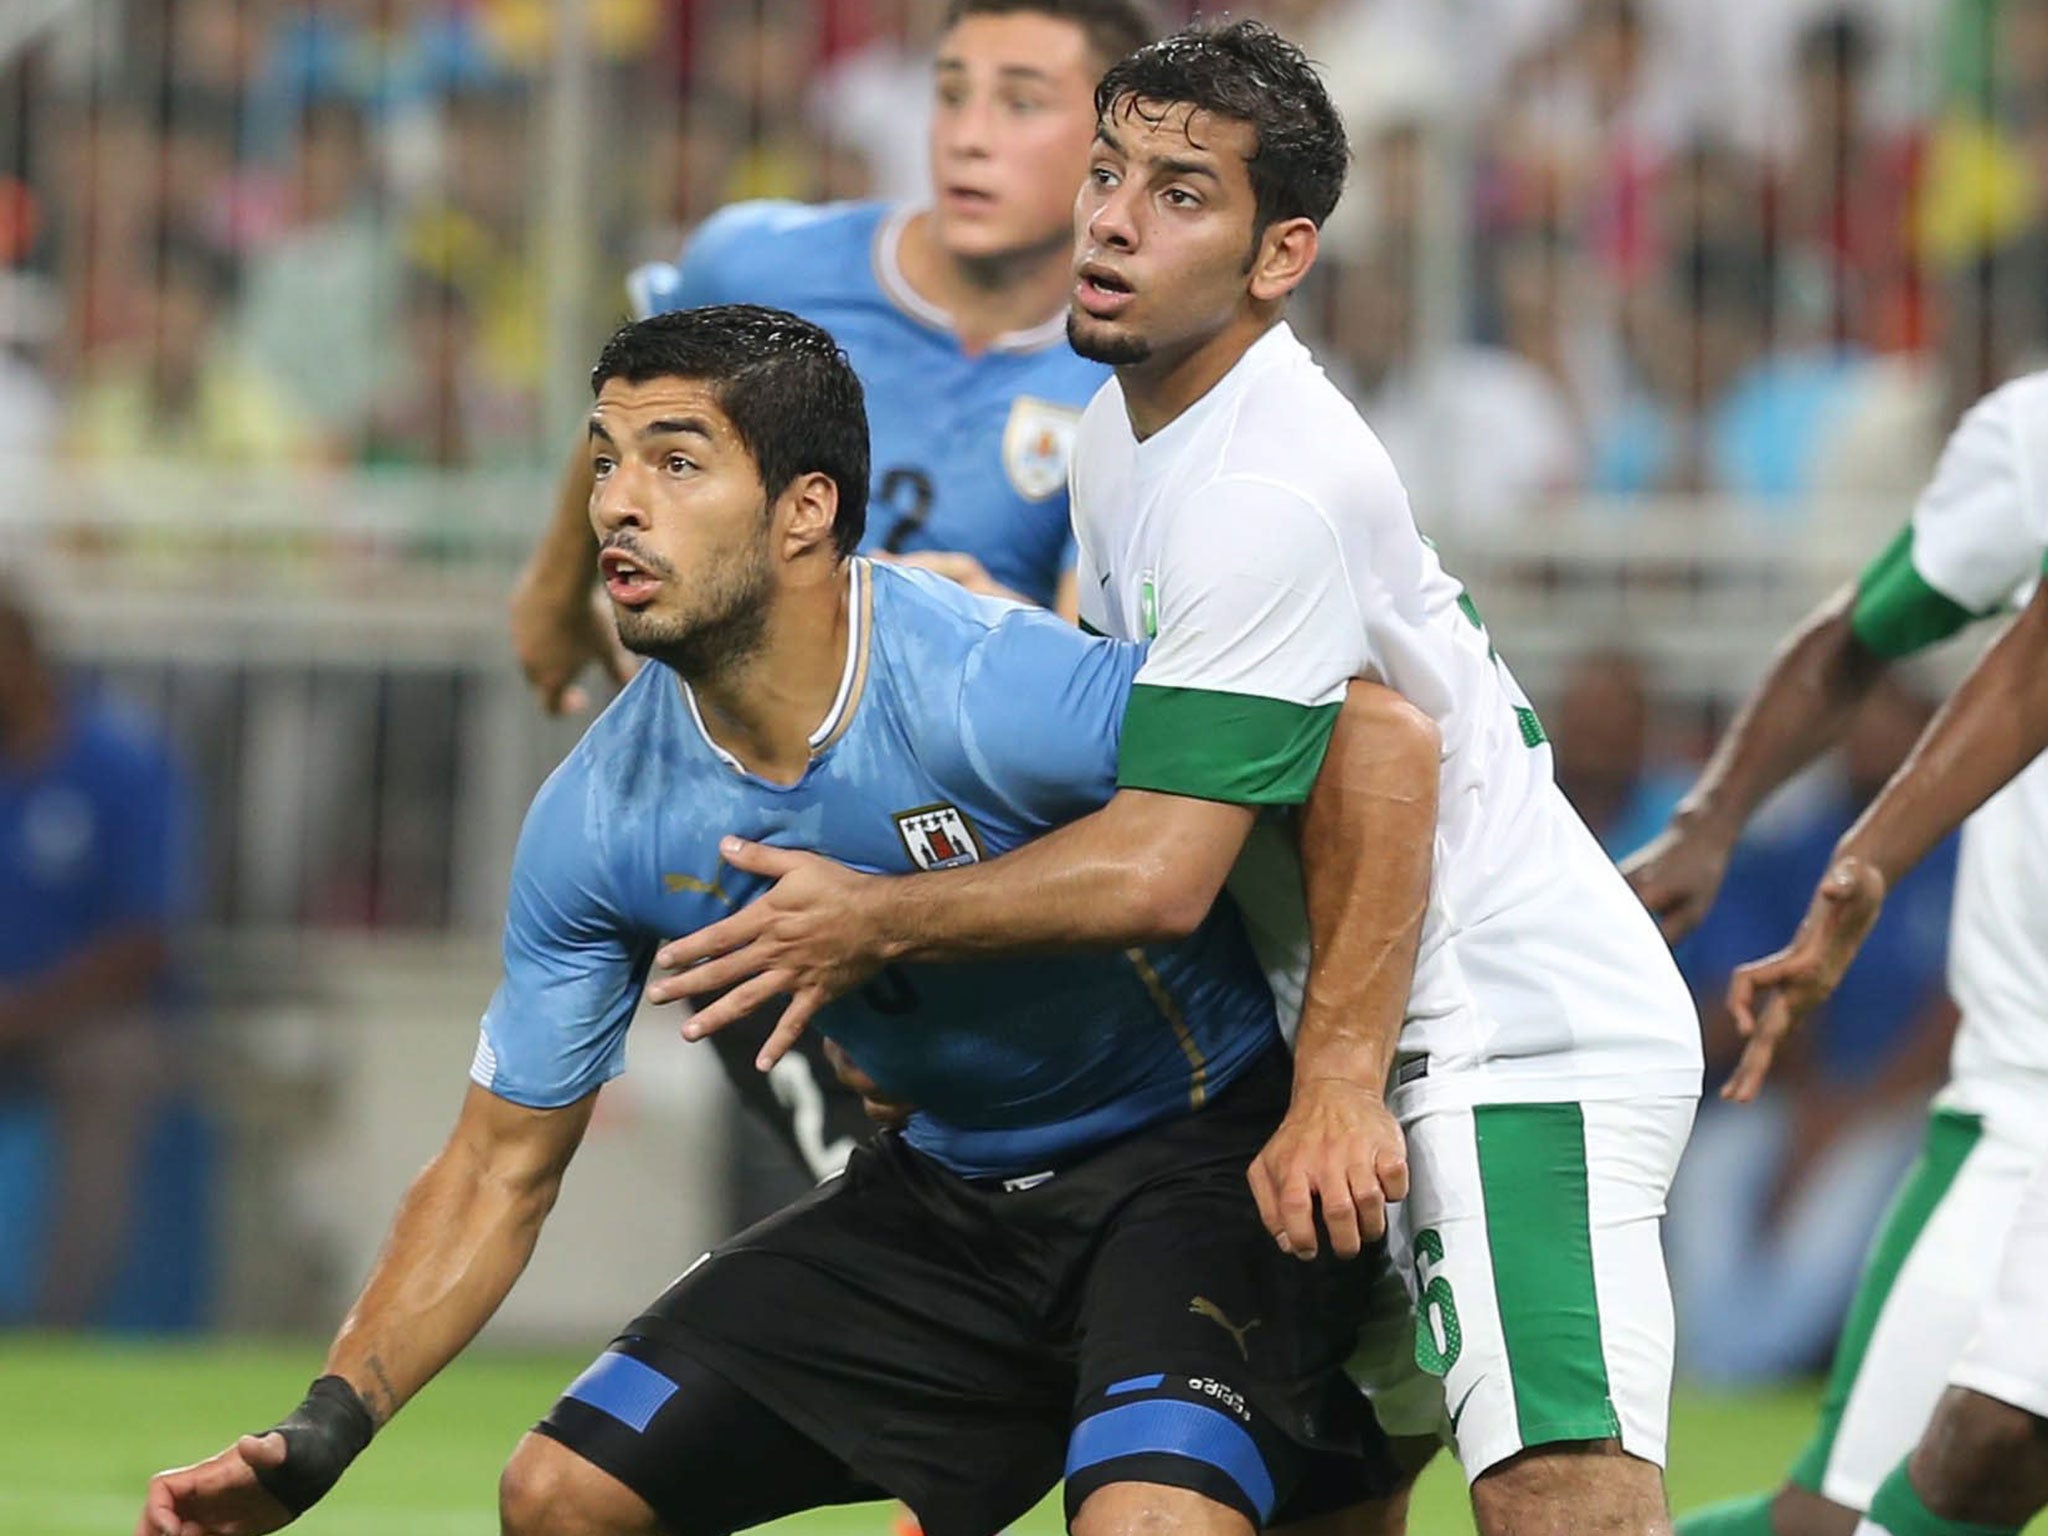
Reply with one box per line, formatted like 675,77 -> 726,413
591,455 -> 616,478
1089,164 -> 1118,187
1003,93 -> 1044,115
664,453 -> 694,475
1163,187 -> 1200,209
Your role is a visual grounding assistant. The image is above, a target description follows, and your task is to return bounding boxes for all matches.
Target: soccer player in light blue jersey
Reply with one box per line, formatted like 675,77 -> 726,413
510,0 -> 1159,1181
512,0 -> 1158,710
142,307 -> 1440,1536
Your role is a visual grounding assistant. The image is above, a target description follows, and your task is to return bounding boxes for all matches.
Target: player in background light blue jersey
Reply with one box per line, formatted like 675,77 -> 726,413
141,309 -> 1438,1536
511,0 -> 1161,717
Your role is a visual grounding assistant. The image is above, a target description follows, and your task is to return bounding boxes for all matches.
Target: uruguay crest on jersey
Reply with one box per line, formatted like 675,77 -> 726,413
1002,397 -> 1083,503
895,803 -> 982,870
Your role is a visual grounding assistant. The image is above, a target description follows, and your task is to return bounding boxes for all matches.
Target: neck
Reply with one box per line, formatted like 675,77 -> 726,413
1119,309 -> 1281,440
688,563 -> 852,785
895,210 -> 1073,353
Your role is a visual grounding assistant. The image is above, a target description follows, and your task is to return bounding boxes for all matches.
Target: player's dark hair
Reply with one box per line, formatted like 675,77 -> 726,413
943,0 -> 1159,73
1094,18 -> 1350,234
591,305 -> 870,559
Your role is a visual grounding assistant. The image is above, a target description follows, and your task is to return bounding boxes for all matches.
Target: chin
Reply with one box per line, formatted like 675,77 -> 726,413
1066,311 -> 1151,365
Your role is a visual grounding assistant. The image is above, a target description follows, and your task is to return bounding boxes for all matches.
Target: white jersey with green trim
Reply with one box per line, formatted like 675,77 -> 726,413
1070,322 -> 1700,1114
1849,370 -> 2048,1127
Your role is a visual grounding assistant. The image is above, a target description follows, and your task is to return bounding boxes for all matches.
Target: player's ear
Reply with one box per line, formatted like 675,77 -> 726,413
1247,216 -> 1318,305
777,470 -> 841,561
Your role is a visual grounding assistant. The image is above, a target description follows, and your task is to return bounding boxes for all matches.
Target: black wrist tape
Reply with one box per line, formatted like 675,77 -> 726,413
251,1374 -> 377,1515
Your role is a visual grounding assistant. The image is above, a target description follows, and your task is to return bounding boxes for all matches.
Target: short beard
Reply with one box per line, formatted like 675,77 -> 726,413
616,547 -> 773,687
1067,310 -> 1152,366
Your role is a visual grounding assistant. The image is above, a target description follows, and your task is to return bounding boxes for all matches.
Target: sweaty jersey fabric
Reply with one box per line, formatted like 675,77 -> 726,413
1849,368 -> 2048,1128
629,200 -> 1107,608
1071,322 -> 1702,1114
472,561 -> 1280,1178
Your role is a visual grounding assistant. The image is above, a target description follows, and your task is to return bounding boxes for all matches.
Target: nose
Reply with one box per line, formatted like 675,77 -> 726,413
590,464 -> 651,538
940,89 -> 996,164
1084,177 -> 1138,252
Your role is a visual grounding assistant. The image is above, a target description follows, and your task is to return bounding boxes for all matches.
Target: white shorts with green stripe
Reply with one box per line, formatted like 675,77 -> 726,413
1345,1096 -> 1695,1481
1790,1102 -> 2048,1511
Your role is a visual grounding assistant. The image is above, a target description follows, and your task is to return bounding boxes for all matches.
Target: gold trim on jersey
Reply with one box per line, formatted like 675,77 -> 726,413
1125,948 -> 1209,1108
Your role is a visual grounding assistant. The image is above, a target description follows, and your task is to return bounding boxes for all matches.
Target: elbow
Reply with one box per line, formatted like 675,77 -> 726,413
1121,861 -> 1216,945
1335,683 -> 1442,780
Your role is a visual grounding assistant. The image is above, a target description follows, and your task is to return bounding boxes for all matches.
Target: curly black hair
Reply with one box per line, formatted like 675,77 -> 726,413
1095,18 -> 1349,234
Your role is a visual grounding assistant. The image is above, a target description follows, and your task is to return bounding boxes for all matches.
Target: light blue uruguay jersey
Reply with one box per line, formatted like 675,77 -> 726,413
471,561 -> 1280,1179
628,201 -> 1109,609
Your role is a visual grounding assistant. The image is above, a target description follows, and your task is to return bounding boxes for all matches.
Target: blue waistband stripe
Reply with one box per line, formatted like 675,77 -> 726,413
563,1352 -> 678,1434
1065,1398 -> 1275,1521
1106,1374 -> 1167,1397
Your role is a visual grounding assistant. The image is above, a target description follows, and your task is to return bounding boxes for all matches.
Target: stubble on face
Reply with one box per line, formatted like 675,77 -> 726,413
1066,308 -> 1151,365
610,522 -> 775,686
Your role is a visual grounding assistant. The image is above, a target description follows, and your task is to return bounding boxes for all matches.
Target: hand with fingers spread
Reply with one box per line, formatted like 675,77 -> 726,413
1723,855 -> 1888,1101
138,1433 -> 294,1536
647,838 -> 893,1070
1621,816 -> 1736,945
1246,1079 -> 1408,1261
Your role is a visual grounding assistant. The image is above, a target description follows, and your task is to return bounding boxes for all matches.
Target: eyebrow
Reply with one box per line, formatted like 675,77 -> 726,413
935,58 -> 1055,84
586,415 -> 716,445
1092,124 -> 1221,185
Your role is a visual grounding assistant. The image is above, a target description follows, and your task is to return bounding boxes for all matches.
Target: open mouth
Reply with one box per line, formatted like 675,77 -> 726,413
1075,262 -> 1135,315
943,184 -> 998,210
599,546 -> 663,608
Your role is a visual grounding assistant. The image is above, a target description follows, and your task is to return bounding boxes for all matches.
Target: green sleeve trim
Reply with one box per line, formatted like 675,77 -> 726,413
1851,526 -> 1982,658
1117,684 -> 1340,805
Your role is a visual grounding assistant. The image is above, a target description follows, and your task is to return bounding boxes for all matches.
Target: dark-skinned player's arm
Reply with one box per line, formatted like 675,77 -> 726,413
138,1085 -> 595,1536
506,429 -> 634,716
1622,580 -> 1889,942
1249,680 -> 1438,1261
1725,573 -> 2048,1101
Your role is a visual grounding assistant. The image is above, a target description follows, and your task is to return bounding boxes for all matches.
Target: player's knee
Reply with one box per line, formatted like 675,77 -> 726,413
1070,1481 -> 1255,1536
1471,1441 -> 1669,1536
500,1432 -> 650,1536
1914,1389 -> 2048,1522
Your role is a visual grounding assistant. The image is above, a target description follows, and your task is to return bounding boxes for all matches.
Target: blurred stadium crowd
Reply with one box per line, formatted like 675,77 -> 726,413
0,0 -> 2032,1391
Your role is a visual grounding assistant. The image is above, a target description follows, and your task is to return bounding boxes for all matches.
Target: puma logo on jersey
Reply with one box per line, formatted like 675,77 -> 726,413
1189,1296 -> 1262,1360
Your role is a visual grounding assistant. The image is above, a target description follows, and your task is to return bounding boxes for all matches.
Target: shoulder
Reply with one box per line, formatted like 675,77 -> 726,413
632,200 -> 891,316
1205,338 -> 1409,521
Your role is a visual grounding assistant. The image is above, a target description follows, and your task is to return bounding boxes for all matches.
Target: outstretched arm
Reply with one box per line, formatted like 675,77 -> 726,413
139,1085 -> 595,1535
1250,682 -> 1439,1260
507,432 -> 633,715
1725,576 -> 2048,1099
1624,583 -> 1889,940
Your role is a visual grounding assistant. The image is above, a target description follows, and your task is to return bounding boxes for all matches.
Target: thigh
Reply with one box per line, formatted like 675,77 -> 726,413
1790,1107 -> 2030,1512
534,1336 -> 879,1536
1951,1143 -> 2048,1420
633,1137 -> 1072,1536
1389,1096 -> 1692,1483
1065,1137 -> 1403,1531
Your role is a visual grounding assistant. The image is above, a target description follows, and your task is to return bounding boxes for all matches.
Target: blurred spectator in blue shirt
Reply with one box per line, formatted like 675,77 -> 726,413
0,580 -> 196,1327
1666,677 -> 1958,1383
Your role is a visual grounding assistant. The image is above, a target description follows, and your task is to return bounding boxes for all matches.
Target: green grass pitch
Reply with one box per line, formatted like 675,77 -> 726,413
5,1335 -> 2042,1535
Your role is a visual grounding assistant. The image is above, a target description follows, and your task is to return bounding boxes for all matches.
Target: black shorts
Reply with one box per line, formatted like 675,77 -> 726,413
537,1047 -> 1401,1536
